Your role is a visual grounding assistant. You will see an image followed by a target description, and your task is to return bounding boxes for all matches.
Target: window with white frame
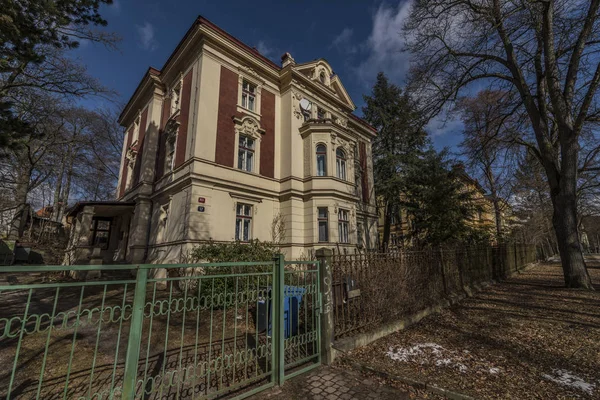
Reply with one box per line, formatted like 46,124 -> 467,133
238,135 -> 255,172
338,209 -> 349,243
336,148 -> 347,180
316,144 -> 327,176
235,203 -> 253,241
318,207 -> 329,242
241,80 -> 256,112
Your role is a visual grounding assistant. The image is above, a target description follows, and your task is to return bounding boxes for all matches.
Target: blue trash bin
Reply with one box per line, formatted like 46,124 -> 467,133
257,285 -> 306,338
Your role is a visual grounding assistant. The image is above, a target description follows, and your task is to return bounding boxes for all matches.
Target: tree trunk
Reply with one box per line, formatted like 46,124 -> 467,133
382,201 -> 392,251
52,155 -> 66,223
546,136 -> 593,289
9,165 -> 32,239
551,189 -> 593,288
57,147 -> 76,223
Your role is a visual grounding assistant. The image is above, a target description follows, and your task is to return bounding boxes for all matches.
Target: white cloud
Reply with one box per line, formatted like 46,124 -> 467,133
136,22 -> 157,51
331,27 -> 357,54
256,40 -> 273,57
355,1 -> 413,87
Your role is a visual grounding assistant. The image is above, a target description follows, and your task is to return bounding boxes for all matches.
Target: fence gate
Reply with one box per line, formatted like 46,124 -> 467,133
0,256 -> 320,399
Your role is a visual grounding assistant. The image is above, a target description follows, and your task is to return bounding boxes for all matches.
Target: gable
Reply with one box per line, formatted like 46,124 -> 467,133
294,59 -> 356,110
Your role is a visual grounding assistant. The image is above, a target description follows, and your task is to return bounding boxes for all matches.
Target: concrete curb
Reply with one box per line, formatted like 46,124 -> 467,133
347,359 -> 475,400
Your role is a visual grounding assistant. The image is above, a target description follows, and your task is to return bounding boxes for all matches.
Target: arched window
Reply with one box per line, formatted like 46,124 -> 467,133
316,144 -> 327,176
336,148 -> 346,180
319,71 -> 326,84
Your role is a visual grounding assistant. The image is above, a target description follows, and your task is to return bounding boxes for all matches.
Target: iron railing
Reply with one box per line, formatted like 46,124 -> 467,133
0,256 -> 321,399
330,244 -> 538,339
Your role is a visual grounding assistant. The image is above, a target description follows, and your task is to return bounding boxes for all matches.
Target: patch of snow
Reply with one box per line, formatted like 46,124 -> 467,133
386,343 -> 470,373
542,369 -> 596,395
385,343 -> 506,375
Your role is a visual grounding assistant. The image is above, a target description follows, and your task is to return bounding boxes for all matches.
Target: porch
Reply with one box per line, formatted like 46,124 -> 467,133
63,201 -> 135,270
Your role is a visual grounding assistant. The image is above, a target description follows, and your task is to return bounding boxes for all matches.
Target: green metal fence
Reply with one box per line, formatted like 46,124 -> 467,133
0,256 -> 320,399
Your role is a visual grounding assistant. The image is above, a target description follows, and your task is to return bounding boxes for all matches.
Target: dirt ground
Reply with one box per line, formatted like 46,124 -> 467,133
346,257 -> 600,399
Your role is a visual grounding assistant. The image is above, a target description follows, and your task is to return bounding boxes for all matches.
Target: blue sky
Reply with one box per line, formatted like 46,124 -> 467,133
76,0 -> 463,150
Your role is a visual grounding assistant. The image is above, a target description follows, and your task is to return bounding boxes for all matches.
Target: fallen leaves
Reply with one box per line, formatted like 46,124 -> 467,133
345,259 -> 600,399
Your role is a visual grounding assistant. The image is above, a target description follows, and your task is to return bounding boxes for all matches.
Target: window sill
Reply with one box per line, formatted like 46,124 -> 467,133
237,105 -> 261,120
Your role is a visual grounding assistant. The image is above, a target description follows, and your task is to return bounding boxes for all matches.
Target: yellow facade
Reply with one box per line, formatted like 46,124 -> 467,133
111,17 -> 378,263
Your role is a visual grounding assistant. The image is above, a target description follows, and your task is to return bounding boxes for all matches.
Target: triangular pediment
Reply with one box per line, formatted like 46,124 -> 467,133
294,59 -> 356,110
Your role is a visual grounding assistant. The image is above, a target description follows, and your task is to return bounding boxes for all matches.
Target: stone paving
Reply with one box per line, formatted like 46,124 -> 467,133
249,365 -> 412,400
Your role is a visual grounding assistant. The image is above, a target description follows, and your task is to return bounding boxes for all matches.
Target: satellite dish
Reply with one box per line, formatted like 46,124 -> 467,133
299,98 -> 312,111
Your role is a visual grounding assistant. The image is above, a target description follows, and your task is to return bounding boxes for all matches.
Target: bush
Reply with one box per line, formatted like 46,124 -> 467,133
186,240 -> 278,263
175,240 -> 279,302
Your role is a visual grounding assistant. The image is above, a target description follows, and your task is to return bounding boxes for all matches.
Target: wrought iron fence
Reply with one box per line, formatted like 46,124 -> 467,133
0,257 -> 321,399
331,244 -> 538,339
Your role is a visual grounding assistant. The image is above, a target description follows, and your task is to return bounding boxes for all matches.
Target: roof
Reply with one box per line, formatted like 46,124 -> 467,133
349,114 -> 378,135
66,201 -> 136,218
119,15 -> 281,124
119,15 -> 377,139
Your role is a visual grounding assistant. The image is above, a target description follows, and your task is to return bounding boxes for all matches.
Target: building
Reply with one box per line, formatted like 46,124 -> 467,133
63,16 -> 378,267
377,166 -> 512,248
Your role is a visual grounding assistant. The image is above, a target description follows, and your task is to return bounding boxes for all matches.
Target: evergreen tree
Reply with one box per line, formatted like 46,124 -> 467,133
362,72 -> 427,249
402,148 -> 487,246
0,0 -> 117,147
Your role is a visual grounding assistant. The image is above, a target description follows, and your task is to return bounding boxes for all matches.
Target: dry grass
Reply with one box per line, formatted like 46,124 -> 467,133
347,257 -> 600,399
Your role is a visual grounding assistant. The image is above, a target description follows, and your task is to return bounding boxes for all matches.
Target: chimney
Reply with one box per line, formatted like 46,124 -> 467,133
281,52 -> 295,67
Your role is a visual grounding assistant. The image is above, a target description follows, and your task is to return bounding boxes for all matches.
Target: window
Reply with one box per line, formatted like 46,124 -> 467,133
318,208 -> 329,242
338,209 -> 349,243
90,218 -> 111,249
165,134 -> 176,172
235,203 -> 253,241
238,135 -> 255,172
301,100 -> 312,122
241,80 -> 256,112
317,107 -> 326,120
316,144 -> 327,176
319,71 -> 326,84
336,148 -> 347,180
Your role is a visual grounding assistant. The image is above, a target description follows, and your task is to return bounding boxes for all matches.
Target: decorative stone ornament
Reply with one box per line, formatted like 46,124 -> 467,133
234,116 -> 265,138
126,145 -> 138,163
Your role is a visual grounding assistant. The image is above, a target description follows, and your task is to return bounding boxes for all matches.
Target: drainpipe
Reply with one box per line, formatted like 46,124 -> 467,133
142,198 -> 155,263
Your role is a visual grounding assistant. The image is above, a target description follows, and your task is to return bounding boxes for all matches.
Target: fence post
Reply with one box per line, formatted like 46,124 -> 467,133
122,266 -> 148,399
272,253 -> 285,386
316,248 -> 335,364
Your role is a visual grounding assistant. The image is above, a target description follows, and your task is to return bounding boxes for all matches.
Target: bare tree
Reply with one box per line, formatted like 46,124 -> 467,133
0,92 -> 67,238
457,90 -> 517,240
406,0 -> 600,288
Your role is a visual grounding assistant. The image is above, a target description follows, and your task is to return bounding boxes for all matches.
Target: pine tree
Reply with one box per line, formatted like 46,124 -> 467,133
362,72 -> 428,249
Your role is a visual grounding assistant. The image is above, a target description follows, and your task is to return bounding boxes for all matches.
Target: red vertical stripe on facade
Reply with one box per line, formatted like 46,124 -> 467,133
132,107 -> 148,186
156,97 -> 171,179
119,126 -> 134,198
215,66 -> 238,167
260,90 -> 275,178
175,69 -> 193,168
360,142 -> 370,203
